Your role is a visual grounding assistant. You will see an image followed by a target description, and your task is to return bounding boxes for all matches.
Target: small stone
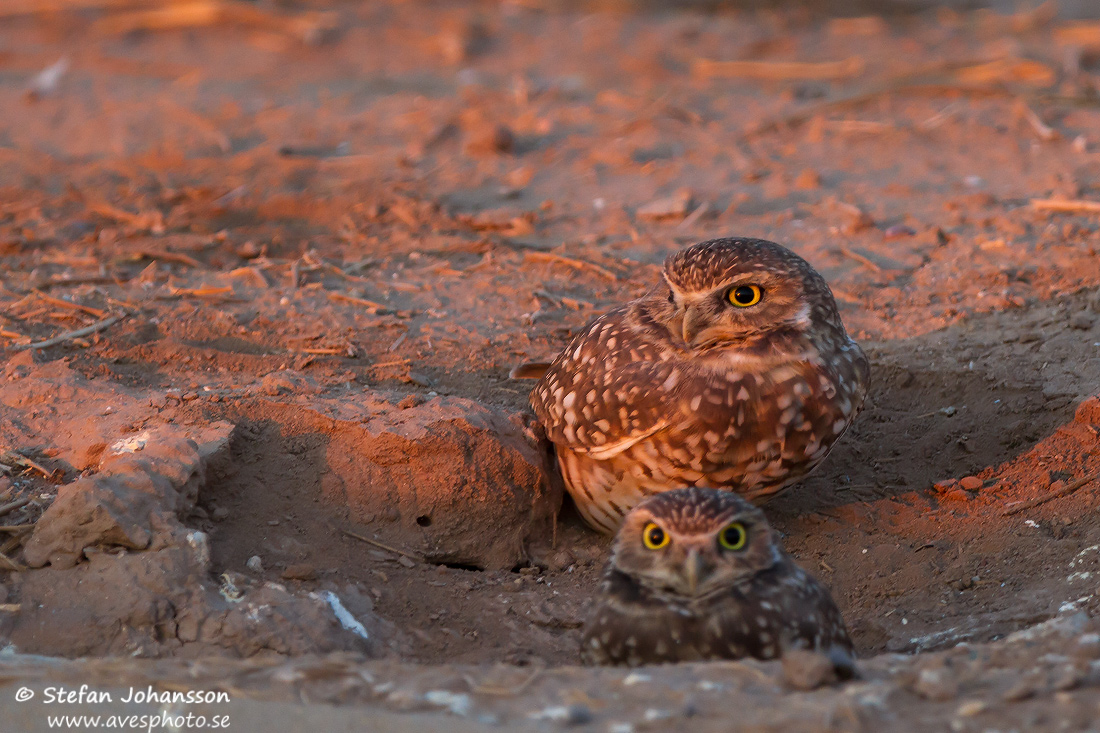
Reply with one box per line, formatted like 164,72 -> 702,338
933,479 -> 958,493
958,476 -> 983,491
884,224 -> 916,239
397,555 -> 417,569
465,123 -> 515,156
637,190 -> 692,220
782,649 -> 838,690
793,168 -> 821,190
915,667 -> 958,701
1069,312 -> 1094,330
559,705 -> 593,726
955,700 -> 986,717
1002,681 -> 1036,702
843,207 -> 875,234
545,548 -> 575,573
281,563 -> 317,581
1073,633 -> 1100,660
211,506 -> 230,521
398,395 -> 424,409
237,241 -> 262,259
246,555 -> 263,573
943,489 -> 970,503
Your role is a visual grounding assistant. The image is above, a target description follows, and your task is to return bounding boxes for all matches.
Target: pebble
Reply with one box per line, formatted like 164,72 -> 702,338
1073,633 -> 1100,660
1001,681 -> 1036,702
636,190 -> 692,220
465,123 -> 515,156
545,548 -> 576,573
246,555 -> 263,573
884,224 -> 917,239
914,667 -> 958,701
398,555 -> 417,569
793,168 -> 821,190
958,476 -> 983,491
955,700 -> 987,717
281,563 -> 317,581
782,650 -> 838,691
932,479 -> 958,493
237,241 -> 261,259
530,704 -> 593,726
1069,312 -> 1094,330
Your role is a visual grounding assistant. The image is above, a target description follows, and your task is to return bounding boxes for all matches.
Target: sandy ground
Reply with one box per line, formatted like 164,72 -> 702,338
2,0 -> 1100,729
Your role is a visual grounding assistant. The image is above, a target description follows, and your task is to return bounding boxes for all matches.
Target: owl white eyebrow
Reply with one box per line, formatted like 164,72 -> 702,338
789,303 -> 812,326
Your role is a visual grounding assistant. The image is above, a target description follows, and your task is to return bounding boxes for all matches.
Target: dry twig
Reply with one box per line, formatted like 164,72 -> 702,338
0,552 -> 25,572
692,56 -> 865,81
836,246 -> 882,272
1002,470 -> 1100,516
11,313 -> 125,351
90,0 -> 337,43
339,527 -> 422,560
1016,101 -> 1058,141
524,251 -> 618,281
166,286 -> 233,298
1031,198 -> 1100,214
327,292 -> 386,312
135,249 -> 204,268
0,497 -> 32,518
35,292 -> 106,318
0,525 -> 34,534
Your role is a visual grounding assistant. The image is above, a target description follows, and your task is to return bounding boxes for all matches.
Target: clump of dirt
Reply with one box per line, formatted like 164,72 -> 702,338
202,392 -> 560,572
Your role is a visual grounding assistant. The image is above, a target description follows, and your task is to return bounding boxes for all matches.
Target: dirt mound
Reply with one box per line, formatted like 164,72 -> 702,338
0,358 -> 559,658
225,392 -> 561,571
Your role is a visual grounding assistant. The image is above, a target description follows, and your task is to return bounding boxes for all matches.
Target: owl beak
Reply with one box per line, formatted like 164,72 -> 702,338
683,548 -> 703,595
681,306 -> 704,346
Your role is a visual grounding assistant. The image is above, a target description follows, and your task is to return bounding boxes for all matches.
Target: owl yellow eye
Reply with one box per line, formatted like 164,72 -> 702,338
718,522 -> 748,551
728,285 -> 762,307
642,522 -> 670,550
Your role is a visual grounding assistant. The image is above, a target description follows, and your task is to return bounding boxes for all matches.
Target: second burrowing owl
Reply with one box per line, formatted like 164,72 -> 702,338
581,488 -> 854,669
529,237 -> 869,534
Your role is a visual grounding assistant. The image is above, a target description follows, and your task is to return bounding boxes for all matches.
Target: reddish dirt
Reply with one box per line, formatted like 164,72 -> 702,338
2,0 -> 1100,728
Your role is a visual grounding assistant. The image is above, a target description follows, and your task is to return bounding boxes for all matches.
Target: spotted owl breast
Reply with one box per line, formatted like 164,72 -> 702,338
661,349 -> 867,498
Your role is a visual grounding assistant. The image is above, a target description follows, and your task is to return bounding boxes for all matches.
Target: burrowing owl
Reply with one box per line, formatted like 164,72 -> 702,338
582,487 -> 854,669
529,237 -> 868,533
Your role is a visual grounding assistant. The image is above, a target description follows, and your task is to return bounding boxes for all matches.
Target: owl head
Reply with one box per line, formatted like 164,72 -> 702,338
656,238 -> 844,351
610,487 -> 783,599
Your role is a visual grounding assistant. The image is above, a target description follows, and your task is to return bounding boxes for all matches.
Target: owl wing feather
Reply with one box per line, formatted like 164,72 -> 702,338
531,309 -> 685,459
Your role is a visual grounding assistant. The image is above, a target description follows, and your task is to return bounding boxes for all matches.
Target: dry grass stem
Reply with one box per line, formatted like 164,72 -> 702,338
524,251 -> 618,281
11,313 -> 125,351
1031,198 -> 1100,214
693,56 -> 865,81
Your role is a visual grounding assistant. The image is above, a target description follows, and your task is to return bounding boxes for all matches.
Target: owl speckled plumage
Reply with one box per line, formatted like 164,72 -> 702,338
530,237 -> 869,534
582,488 -> 854,670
